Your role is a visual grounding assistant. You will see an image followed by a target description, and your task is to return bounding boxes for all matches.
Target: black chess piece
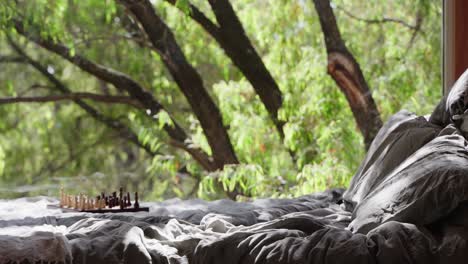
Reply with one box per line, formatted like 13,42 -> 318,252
126,192 -> 132,206
119,187 -> 124,209
134,192 -> 139,209
112,192 -> 117,208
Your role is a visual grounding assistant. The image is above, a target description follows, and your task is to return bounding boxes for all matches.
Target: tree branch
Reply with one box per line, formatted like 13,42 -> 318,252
164,0 -> 221,39
117,0 -> 239,170
0,55 -> 26,63
11,20 -> 218,171
166,0 -> 286,141
0,92 -> 143,108
312,0 -> 382,149
336,6 -> 419,31
404,8 -> 424,55
7,38 -> 160,157
164,0 -> 300,164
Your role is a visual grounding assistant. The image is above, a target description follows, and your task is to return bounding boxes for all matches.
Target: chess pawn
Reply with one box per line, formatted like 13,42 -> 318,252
67,195 -> 72,208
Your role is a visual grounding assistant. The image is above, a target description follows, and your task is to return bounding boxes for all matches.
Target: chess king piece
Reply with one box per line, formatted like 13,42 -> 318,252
96,195 -> 101,210
119,187 -> 124,209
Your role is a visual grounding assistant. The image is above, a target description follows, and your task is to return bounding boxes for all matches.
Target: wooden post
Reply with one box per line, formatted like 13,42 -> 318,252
444,0 -> 468,94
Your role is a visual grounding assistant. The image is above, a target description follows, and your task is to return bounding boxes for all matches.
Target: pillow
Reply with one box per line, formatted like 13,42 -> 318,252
446,69 -> 468,118
349,134 -> 468,234
430,69 -> 468,127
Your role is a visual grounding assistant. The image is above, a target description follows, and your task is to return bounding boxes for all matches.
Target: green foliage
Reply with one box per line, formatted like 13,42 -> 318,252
0,145 -> 5,177
175,0 -> 192,15
200,164 -> 268,198
0,0 -> 442,200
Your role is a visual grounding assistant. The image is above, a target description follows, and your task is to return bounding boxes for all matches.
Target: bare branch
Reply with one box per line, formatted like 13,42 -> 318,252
404,8 -> 424,55
0,92 -> 143,108
73,34 -> 153,49
17,84 -> 54,96
0,55 -> 26,63
336,6 -> 419,31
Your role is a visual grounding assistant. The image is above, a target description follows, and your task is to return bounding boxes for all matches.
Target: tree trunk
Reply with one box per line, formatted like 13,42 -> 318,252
166,0 -> 285,141
118,0 -> 239,169
312,0 -> 382,149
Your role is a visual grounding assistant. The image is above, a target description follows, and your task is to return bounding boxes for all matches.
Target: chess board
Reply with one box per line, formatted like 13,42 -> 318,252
52,187 -> 149,213
46,204 -> 149,213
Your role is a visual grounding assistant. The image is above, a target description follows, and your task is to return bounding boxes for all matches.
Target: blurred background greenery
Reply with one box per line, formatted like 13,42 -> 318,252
0,0 -> 441,200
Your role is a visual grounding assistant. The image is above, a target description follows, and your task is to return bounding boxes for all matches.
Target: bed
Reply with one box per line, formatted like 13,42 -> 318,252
2,70 -> 468,264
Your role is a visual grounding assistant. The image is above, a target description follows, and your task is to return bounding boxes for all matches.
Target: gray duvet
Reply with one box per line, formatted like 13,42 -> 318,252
2,70 -> 468,264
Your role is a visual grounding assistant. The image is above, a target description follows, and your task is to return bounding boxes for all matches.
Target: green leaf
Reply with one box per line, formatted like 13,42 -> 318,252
175,0 -> 191,15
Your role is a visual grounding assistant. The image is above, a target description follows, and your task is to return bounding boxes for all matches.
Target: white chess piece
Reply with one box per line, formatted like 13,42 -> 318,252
59,188 -> 64,207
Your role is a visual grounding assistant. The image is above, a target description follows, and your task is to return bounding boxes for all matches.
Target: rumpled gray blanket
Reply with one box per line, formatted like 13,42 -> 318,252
2,70 -> 468,264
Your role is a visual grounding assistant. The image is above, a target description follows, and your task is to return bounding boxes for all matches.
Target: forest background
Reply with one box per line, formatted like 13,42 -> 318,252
0,0 -> 441,200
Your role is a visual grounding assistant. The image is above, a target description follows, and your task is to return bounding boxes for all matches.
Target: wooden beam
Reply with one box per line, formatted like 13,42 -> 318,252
444,0 -> 468,94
